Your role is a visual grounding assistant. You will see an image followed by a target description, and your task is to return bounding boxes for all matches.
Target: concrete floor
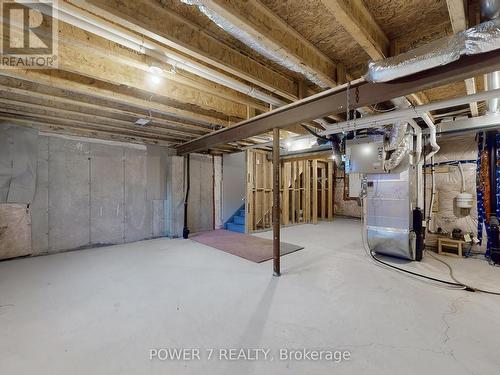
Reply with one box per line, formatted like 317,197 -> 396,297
1,218 -> 500,375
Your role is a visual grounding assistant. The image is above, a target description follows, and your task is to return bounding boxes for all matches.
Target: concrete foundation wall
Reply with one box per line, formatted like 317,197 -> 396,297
27,134 -> 175,255
187,154 -> 214,233
334,168 -> 362,218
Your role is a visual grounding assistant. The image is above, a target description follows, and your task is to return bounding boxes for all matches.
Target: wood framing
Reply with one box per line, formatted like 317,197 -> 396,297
245,150 -> 334,232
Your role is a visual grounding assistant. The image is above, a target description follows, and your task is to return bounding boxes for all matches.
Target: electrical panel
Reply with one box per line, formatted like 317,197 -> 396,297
345,137 -> 386,174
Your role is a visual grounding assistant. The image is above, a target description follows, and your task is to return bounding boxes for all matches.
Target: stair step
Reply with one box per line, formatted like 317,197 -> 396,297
227,222 -> 245,233
239,209 -> 246,217
233,215 -> 245,225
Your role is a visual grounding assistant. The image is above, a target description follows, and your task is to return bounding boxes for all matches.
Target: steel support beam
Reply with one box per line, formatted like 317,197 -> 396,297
177,50 -> 500,155
272,128 -> 281,277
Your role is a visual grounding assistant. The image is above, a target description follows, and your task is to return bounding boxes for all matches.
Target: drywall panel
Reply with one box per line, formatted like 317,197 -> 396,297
31,136 -> 49,255
0,203 -> 31,260
222,152 -> 246,223
124,147 -> 150,242
90,143 -> 125,246
188,154 -> 213,233
48,137 -> 90,252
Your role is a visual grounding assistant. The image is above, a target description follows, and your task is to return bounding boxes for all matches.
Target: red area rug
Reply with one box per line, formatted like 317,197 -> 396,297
190,229 -> 303,263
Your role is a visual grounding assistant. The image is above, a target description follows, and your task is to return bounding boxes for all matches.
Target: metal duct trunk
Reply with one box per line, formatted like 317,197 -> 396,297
366,18 -> 500,82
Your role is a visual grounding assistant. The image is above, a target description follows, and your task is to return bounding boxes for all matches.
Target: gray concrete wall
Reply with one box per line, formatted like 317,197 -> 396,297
165,155 -> 185,238
222,151 -> 246,223
187,154 -> 214,233
334,168 -> 362,218
29,134 -> 174,255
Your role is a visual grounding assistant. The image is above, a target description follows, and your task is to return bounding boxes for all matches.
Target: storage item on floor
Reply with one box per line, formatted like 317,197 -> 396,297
190,229 -> 303,263
438,237 -> 465,257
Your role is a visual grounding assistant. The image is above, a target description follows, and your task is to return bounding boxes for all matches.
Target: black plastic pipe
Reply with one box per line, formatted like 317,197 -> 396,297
183,154 -> 190,239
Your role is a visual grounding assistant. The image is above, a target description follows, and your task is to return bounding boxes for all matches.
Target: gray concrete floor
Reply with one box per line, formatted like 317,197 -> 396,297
1,218 -> 500,375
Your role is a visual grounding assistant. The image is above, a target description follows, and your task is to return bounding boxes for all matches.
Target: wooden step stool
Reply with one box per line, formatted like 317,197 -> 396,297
437,238 -> 464,257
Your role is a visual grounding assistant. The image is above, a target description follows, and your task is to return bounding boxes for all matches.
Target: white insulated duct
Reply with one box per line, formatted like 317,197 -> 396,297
367,18 -> 500,83
180,0 -> 332,89
482,0 -> 500,114
386,120 -> 407,151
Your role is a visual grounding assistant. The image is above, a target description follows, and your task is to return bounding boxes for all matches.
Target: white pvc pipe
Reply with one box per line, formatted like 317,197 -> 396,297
421,113 -> 440,161
428,156 -> 436,227
246,88 -> 500,150
458,162 -> 466,193
408,119 -> 422,163
30,1 -> 287,108
319,88 -> 500,135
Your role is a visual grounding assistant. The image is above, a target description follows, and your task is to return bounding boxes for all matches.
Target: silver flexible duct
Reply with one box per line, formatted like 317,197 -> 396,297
386,121 -> 407,151
366,18 -> 500,83
481,0 -> 500,113
384,139 -> 409,172
181,0 -> 331,88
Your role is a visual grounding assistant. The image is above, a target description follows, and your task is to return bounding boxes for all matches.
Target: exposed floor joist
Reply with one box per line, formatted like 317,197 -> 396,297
70,0 -> 298,100
446,0 -> 479,117
320,0 -> 433,111
182,0 -> 337,88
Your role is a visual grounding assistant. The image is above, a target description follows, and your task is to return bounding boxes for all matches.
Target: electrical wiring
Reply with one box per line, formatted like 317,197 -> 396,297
426,251 -> 500,296
359,196 -> 466,290
360,195 -> 500,294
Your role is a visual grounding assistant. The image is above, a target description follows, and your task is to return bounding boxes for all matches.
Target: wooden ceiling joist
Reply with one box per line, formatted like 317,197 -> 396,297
0,98 -> 197,140
0,116 -> 175,146
69,0 -> 298,100
187,0 -> 337,88
0,86 -> 210,136
446,0 -> 479,117
320,0 -> 389,60
43,21 -> 251,119
321,0 -> 433,114
0,69 -> 231,128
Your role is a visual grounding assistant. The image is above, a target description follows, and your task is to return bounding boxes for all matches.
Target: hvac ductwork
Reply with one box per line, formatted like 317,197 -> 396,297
384,122 -> 409,172
481,0 -> 500,114
386,121 -> 407,151
385,139 -> 409,172
180,0 -> 331,89
366,18 -> 500,83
